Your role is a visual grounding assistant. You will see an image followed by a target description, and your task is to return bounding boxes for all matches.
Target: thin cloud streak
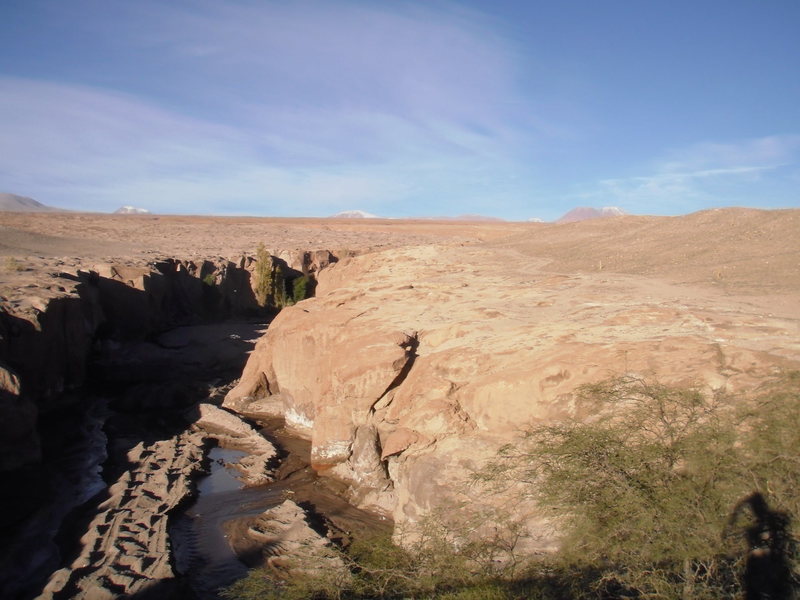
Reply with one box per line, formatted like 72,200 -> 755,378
0,77 -> 530,215
574,135 -> 800,214
1,1 -> 797,217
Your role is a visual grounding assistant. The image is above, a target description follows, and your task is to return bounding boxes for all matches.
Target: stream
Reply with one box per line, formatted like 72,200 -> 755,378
172,426 -> 389,599
171,446 -> 289,599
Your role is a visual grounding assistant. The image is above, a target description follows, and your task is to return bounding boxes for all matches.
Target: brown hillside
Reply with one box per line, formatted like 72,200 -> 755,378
497,208 -> 800,295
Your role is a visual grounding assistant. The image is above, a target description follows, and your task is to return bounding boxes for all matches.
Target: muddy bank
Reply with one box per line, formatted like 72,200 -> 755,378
172,419 -> 391,600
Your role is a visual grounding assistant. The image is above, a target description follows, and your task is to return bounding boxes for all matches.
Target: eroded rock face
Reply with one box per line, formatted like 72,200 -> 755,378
225,242 -> 800,543
224,303 -> 414,515
0,250 -> 322,474
273,249 -> 337,276
0,361 -> 38,470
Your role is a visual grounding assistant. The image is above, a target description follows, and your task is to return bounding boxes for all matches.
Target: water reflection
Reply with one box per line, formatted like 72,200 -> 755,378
197,447 -> 246,495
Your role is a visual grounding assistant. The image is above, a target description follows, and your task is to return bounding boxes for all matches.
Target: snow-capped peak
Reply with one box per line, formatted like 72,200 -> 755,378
114,206 -> 151,214
330,210 -> 380,219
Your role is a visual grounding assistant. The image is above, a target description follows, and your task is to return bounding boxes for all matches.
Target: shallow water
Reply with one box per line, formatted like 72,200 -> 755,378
171,446 -> 286,599
197,447 -> 247,495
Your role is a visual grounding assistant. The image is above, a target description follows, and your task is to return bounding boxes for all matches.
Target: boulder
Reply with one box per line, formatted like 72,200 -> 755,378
247,500 -> 347,580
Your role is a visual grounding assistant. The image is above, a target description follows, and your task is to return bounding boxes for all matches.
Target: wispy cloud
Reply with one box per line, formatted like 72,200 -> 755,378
5,1 -> 795,218
658,136 -> 800,173
0,76 -> 526,215
576,135 -> 800,213
0,1 -> 545,215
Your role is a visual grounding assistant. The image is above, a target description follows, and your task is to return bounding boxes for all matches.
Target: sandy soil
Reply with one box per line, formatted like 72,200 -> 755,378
2,209 -> 796,296
2,208 -> 796,362
0,212 -> 530,316
0,212 -> 525,259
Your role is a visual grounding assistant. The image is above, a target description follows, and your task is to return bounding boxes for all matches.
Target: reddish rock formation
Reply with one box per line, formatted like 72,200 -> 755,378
226,225 -> 800,544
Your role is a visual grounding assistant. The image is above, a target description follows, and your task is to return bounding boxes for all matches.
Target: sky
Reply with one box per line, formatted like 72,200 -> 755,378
0,0 -> 798,221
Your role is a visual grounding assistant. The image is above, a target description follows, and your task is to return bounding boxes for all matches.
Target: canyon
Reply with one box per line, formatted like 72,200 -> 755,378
1,209 -> 798,598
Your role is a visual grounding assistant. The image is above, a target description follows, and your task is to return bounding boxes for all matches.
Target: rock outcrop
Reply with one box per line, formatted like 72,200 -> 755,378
0,250 -> 328,473
225,242 -> 800,544
246,500 -> 347,579
190,403 -> 279,486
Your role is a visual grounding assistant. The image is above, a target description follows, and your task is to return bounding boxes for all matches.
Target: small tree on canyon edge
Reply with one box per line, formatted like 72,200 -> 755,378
254,243 -> 273,307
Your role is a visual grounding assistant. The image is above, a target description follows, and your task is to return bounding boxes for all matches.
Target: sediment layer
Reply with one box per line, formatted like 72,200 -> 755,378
39,431 -> 205,599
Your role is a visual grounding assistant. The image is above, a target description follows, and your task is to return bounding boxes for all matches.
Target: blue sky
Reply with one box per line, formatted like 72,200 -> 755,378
0,0 -> 798,220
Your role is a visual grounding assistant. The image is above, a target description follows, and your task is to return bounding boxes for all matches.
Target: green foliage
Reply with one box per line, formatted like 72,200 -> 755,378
736,372 -> 800,520
272,265 -> 289,308
223,525 -> 544,600
252,244 -> 315,309
292,275 -> 311,303
225,374 -> 800,600
254,243 -> 273,307
478,373 -> 800,598
222,567 -> 347,600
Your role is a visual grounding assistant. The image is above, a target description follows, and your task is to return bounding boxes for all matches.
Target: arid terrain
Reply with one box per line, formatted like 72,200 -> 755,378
1,208 -> 798,599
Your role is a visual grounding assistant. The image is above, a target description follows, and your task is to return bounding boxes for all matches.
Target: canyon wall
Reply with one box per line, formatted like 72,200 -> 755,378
0,249 -> 334,472
225,243 -> 800,544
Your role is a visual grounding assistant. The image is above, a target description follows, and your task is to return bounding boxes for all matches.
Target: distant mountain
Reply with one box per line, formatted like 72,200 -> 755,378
557,206 -> 626,223
330,210 -> 380,219
114,206 -> 151,214
0,193 -> 63,212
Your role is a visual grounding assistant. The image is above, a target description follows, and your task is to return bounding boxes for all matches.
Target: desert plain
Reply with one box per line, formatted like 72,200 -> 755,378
1,208 -> 799,599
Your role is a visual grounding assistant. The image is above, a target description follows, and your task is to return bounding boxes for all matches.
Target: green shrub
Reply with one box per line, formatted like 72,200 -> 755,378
224,526 -> 535,599
254,243 -> 273,307
292,275 -> 311,303
225,375 -> 800,600
477,373 -> 800,599
273,265 -> 289,308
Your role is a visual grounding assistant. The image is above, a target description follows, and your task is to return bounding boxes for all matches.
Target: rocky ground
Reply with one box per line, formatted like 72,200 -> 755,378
223,208 -> 800,547
1,208 -> 798,595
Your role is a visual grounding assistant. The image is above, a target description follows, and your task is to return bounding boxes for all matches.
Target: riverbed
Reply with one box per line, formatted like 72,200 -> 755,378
1,319 -> 388,599
172,425 -> 390,599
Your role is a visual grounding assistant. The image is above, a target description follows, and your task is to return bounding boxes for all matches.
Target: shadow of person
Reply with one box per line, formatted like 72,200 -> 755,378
728,492 -> 797,600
